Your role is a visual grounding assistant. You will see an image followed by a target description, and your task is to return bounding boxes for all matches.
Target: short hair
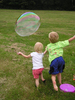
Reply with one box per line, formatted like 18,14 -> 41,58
48,32 -> 59,43
34,42 -> 43,53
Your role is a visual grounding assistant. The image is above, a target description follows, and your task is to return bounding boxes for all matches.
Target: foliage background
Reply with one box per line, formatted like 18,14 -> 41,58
0,0 -> 75,10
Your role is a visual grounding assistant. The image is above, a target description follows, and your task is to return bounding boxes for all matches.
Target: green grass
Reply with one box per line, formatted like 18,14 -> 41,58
0,9 -> 75,100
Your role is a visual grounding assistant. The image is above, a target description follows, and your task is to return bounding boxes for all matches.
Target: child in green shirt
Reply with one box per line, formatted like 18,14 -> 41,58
44,32 -> 75,91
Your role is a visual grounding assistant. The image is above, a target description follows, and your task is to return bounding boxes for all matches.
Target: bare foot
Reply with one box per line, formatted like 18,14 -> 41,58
53,81 -> 58,91
54,84 -> 58,91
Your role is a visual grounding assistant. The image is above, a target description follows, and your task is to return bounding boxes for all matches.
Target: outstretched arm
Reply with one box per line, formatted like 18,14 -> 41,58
44,50 -> 47,55
43,46 -> 47,55
17,52 -> 31,58
68,35 -> 75,42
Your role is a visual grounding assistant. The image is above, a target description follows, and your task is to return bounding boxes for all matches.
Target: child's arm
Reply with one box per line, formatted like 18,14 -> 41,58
17,52 -> 31,58
43,46 -> 47,55
44,50 -> 47,55
68,35 -> 75,42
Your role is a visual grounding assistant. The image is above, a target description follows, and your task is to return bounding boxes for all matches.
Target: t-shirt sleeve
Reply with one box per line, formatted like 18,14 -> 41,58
58,40 -> 69,48
42,53 -> 44,57
30,52 -> 34,57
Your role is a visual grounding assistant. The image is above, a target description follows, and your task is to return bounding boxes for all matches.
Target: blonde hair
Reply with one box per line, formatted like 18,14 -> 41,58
34,42 -> 43,53
49,31 -> 59,43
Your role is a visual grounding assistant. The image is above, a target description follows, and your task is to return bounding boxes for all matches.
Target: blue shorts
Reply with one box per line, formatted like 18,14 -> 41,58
49,56 -> 65,75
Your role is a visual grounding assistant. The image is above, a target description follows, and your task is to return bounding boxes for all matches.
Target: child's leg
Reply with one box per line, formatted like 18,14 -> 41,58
40,73 -> 45,81
35,78 -> 39,89
51,75 -> 58,91
57,73 -> 61,84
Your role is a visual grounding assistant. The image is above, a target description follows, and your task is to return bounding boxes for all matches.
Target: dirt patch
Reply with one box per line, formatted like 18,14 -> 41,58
1,43 -> 26,53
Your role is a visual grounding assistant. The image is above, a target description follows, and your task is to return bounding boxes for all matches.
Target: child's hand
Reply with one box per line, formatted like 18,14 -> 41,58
17,52 -> 22,55
73,35 -> 75,39
45,46 -> 47,50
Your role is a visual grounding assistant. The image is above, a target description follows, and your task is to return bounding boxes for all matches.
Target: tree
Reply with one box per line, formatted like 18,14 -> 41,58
0,0 -> 75,10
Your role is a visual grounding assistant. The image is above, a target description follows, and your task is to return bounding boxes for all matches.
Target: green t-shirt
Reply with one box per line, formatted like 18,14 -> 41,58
46,40 -> 69,63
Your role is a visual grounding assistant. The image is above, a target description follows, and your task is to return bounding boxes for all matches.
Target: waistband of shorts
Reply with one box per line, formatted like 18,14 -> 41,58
32,68 -> 44,70
51,56 -> 63,63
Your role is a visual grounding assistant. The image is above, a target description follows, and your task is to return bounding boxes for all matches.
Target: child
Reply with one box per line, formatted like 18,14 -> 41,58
18,42 -> 45,90
44,31 -> 75,91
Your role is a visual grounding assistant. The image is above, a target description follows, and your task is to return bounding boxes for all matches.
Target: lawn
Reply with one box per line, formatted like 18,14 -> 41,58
0,9 -> 75,100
